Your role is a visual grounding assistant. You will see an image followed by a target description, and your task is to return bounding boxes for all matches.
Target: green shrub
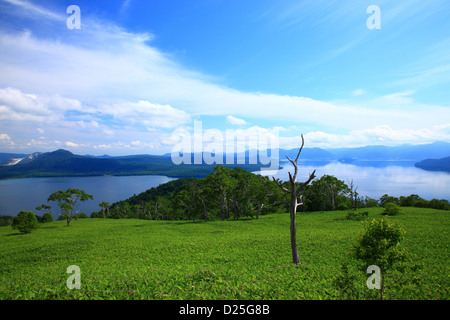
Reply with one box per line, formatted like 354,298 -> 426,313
12,211 -> 38,234
337,203 -> 350,210
354,217 -> 408,299
41,212 -> 54,223
382,203 -> 404,216
346,210 -> 369,221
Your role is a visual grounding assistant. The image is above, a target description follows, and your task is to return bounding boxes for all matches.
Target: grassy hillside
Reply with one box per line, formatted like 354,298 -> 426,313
0,207 -> 448,300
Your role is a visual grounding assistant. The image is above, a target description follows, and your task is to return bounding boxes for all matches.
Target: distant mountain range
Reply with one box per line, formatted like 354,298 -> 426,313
279,141 -> 450,161
0,141 -> 449,179
0,149 -> 267,180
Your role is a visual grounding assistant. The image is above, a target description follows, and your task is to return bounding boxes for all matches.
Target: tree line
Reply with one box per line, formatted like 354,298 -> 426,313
90,165 -> 450,221
1,165 -> 449,229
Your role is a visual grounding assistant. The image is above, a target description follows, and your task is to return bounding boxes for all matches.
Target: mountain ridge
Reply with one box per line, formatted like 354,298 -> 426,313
1,141 -> 449,179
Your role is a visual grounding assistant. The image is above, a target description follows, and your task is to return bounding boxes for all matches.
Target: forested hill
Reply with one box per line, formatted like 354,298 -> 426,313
93,164 -> 450,221
0,149 -> 270,180
95,166 -> 288,221
415,156 -> 450,173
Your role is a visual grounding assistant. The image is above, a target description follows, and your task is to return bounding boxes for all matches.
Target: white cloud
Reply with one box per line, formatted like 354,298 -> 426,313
226,115 -> 248,126
65,141 -> 79,148
107,100 -> 191,129
0,87 -> 86,123
0,20 -> 448,135
280,124 -> 450,149
0,133 -> 14,146
0,1 -> 448,154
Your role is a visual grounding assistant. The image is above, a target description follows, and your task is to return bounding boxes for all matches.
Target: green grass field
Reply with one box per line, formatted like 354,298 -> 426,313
0,207 -> 448,300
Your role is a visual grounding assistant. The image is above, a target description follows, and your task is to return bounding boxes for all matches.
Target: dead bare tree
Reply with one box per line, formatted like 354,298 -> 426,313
273,134 -> 316,265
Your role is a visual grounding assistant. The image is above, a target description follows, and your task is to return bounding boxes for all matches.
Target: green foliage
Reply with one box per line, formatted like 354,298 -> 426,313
47,188 -> 93,226
332,259 -> 365,300
304,175 -> 350,211
0,215 -> 14,226
382,203 -> 405,216
102,166 -> 287,222
41,212 -> 54,223
11,210 -> 38,234
380,194 -> 399,207
354,217 -> 407,272
382,194 -> 449,211
346,210 -> 369,221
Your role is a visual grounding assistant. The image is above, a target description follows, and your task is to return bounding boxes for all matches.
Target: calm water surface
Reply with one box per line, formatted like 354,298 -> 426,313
0,175 -> 176,216
255,160 -> 450,201
1,161 -> 449,216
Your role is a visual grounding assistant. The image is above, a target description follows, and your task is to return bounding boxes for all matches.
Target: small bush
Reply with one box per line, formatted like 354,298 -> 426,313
382,203 -> 405,216
41,212 -> 54,223
346,210 -> 369,221
12,211 -> 38,234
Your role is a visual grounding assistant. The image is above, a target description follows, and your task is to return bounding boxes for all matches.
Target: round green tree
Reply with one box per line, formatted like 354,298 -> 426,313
41,212 -> 54,223
12,210 -> 38,234
354,217 -> 407,299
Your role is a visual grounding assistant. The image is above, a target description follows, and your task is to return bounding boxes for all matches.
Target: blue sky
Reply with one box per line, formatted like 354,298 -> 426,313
0,0 -> 449,155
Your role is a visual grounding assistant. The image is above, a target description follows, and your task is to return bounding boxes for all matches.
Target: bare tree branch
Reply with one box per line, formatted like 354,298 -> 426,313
272,177 -> 289,193
296,169 -> 316,196
294,134 -> 305,164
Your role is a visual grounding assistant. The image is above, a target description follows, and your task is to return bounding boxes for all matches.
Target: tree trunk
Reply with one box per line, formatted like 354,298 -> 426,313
273,134 -> 316,265
256,203 -> 263,219
290,196 -> 300,265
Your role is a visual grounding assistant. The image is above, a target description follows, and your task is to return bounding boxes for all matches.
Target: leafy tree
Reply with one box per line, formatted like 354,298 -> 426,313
41,212 -> 54,223
99,202 -> 110,219
399,194 -> 421,207
354,217 -> 408,300
206,165 -> 233,221
380,194 -> 399,207
47,188 -> 93,226
307,175 -> 349,211
252,175 -> 285,219
12,210 -> 38,234
428,198 -> 450,210
361,196 -> 379,208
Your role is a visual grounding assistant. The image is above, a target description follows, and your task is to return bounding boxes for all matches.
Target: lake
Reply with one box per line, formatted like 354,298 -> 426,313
0,175 -> 176,216
255,160 -> 450,201
0,161 -> 449,216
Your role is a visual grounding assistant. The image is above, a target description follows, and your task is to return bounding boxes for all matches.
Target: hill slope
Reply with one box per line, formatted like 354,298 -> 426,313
0,149 -> 268,180
415,156 -> 450,173
0,207 -> 448,300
